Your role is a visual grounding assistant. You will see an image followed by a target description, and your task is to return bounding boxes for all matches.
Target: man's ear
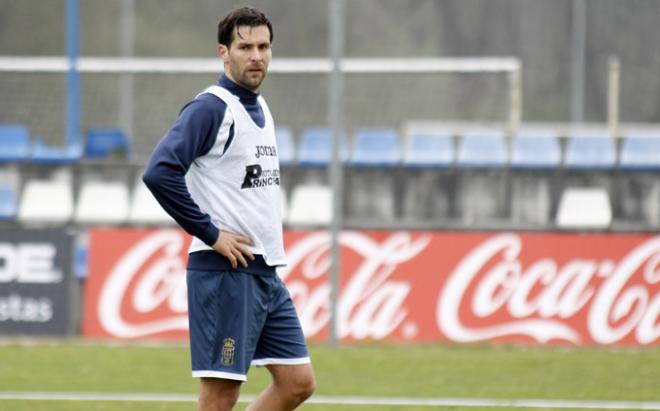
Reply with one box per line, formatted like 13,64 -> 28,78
218,44 -> 230,63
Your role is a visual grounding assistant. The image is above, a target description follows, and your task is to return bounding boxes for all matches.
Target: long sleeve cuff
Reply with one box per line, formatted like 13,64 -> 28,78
199,223 -> 220,247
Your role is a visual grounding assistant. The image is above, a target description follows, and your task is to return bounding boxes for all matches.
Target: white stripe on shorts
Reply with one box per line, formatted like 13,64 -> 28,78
192,370 -> 247,381
251,357 -> 312,367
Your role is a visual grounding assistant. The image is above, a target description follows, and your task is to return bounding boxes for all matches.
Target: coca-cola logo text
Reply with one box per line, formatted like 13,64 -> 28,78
84,229 -> 660,345
438,234 -> 660,345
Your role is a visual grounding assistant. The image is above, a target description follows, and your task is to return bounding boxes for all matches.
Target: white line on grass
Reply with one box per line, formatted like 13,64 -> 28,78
1,392 -> 660,409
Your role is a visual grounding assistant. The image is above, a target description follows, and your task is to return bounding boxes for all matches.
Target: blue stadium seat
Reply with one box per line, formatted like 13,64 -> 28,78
350,128 -> 401,167
510,128 -> 561,169
564,131 -> 616,170
0,185 -> 17,220
403,131 -> 454,168
31,138 -> 82,163
619,131 -> 660,171
85,128 -> 129,159
275,127 -> 295,166
456,129 -> 508,168
0,124 -> 30,162
297,127 -> 349,166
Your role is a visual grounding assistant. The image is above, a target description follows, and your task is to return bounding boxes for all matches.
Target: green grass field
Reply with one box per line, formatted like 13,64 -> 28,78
1,340 -> 659,410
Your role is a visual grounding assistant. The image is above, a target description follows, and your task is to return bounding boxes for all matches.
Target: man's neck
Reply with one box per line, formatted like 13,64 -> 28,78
221,74 -> 259,95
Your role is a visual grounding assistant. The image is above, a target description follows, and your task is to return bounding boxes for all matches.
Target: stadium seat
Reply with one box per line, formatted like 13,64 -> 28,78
128,179 -> 175,225
556,187 -> 612,229
619,130 -> 660,170
0,185 -> 17,220
75,181 -> 130,224
84,128 -> 129,159
403,131 -> 454,167
286,184 -> 332,226
297,127 -> 349,166
564,131 -> 616,170
350,128 -> 401,167
31,138 -> 82,163
0,124 -> 30,162
275,127 -> 296,166
510,128 -> 561,169
18,179 -> 74,223
456,129 -> 508,168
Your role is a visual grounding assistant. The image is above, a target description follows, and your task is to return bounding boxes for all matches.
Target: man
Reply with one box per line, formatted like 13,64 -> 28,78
143,6 -> 315,411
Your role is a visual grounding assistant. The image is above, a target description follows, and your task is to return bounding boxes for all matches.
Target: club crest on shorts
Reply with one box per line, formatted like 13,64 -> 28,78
221,338 -> 236,366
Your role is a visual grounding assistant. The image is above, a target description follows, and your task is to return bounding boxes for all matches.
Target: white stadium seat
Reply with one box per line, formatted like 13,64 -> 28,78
18,179 -> 74,223
556,187 -> 612,229
75,181 -> 130,224
286,184 -> 332,226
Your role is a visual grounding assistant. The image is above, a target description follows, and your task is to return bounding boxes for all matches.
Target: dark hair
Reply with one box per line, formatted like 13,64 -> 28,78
217,6 -> 273,47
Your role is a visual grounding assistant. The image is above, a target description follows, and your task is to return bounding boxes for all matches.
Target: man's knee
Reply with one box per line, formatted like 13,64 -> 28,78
198,377 -> 242,411
290,372 -> 316,402
271,364 -> 316,404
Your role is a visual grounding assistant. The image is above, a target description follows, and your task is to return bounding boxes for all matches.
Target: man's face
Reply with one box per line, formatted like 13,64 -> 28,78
219,25 -> 272,92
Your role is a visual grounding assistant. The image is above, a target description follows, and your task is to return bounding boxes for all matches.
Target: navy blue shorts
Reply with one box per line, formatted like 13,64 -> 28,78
186,253 -> 310,381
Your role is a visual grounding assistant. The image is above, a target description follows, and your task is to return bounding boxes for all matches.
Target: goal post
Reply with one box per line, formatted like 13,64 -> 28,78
0,56 -> 521,74
0,55 -> 522,157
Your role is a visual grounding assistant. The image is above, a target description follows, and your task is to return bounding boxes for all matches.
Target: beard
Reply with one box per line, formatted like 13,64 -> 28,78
229,66 -> 266,92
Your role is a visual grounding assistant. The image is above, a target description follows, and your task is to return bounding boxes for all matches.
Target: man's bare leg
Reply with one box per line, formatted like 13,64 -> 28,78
245,363 -> 315,411
197,377 -> 242,411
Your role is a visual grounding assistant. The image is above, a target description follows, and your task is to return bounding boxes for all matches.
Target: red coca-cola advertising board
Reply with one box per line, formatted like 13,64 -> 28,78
82,228 -> 660,346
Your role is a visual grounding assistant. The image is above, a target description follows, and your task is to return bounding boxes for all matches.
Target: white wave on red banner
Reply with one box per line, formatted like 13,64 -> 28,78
82,229 -> 660,346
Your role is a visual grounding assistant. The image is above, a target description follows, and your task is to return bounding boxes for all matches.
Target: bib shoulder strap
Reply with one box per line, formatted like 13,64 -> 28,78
197,85 -> 237,104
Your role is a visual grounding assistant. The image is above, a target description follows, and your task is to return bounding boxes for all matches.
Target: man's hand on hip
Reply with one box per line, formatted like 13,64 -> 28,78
212,231 -> 255,269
